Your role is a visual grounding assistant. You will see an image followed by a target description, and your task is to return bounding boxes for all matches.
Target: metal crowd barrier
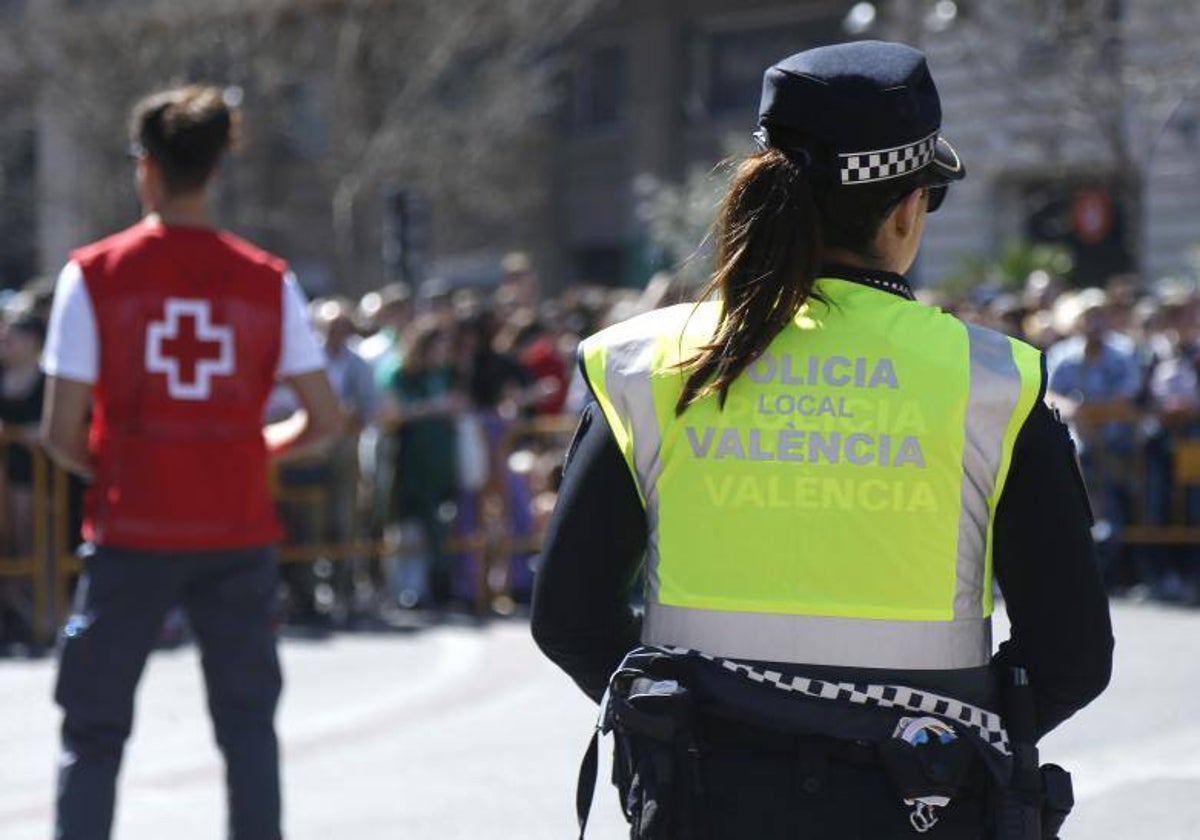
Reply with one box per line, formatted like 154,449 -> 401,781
1117,406 -> 1200,545
23,415 -> 577,636
33,405 -> 1200,639
0,430 -> 55,645
271,415 -> 579,613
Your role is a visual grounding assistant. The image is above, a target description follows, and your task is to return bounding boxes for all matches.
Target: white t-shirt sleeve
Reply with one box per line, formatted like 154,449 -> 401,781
41,261 -> 99,384
277,271 -> 327,378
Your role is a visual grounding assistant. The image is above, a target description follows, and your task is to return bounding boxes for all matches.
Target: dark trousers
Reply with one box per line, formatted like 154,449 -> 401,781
55,545 -> 283,840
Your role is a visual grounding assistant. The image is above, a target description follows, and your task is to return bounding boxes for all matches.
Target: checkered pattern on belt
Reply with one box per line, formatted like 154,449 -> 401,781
668,647 -> 1011,757
839,132 -> 937,185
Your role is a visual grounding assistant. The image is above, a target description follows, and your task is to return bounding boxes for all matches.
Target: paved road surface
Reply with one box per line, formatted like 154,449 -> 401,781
1,602 -> 1194,839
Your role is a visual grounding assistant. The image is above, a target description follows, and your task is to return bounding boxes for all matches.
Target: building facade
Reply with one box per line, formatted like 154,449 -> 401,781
552,0 -> 849,286
554,0 -> 1200,290
7,0 -> 1200,294
917,0 -> 1200,288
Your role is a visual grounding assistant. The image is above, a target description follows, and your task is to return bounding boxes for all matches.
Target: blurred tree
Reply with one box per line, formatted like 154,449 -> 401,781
632,134 -> 753,294
632,167 -> 721,292
15,0 -> 608,287
942,240 -> 1074,300
325,0 -> 607,279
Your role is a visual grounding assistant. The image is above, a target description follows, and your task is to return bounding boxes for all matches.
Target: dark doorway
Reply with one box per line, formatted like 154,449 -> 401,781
1022,179 -> 1135,287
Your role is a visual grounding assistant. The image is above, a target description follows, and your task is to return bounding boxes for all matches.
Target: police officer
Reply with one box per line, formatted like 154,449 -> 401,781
41,86 -> 342,840
532,41 -> 1113,839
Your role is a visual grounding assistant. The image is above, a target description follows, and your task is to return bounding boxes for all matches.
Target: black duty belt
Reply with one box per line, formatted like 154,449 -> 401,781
701,715 -> 880,766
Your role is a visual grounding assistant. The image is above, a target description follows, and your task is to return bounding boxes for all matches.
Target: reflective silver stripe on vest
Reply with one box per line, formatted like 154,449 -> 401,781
644,604 -> 992,670
955,325 -> 1023,620
602,333 -> 666,601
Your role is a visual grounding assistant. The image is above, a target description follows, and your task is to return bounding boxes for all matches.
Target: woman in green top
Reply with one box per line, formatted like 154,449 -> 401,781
386,316 -> 462,607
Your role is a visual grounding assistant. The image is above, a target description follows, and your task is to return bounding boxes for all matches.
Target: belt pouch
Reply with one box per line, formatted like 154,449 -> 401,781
611,678 -> 702,840
1040,764 -> 1073,839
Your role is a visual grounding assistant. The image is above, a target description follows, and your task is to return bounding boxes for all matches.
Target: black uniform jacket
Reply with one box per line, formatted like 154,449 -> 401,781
532,278 -> 1114,741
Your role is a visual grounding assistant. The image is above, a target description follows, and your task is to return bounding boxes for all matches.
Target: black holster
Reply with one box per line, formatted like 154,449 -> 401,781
992,669 -> 1075,840
609,673 -> 705,840
991,763 -> 1074,840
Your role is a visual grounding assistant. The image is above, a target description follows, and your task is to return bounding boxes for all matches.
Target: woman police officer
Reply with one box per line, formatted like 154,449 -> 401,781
532,41 -> 1112,839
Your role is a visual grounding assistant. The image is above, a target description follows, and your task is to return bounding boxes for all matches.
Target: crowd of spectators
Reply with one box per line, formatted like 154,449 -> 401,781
4,252 -> 1200,646
935,269 -> 1200,603
271,253 -> 671,627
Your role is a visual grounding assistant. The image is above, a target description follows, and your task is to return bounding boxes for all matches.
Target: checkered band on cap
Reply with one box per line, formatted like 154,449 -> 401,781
839,131 -> 938,185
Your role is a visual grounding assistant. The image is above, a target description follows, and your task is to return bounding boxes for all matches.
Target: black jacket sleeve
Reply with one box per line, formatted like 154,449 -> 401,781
530,402 -> 648,703
991,400 -> 1115,739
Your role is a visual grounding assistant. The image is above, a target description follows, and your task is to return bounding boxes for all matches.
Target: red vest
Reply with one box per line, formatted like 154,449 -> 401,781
74,222 -> 286,550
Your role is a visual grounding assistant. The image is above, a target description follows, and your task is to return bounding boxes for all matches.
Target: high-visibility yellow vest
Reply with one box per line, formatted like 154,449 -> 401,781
579,277 -> 1042,671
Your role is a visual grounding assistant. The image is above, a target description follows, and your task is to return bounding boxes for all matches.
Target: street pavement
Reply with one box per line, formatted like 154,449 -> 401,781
1,601 -> 1196,839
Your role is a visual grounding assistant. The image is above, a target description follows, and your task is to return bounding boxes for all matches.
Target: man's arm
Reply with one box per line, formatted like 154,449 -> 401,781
992,399 -> 1114,739
40,261 -> 98,478
264,369 -> 343,462
41,376 -> 94,479
266,273 -> 343,461
531,402 -> 647,703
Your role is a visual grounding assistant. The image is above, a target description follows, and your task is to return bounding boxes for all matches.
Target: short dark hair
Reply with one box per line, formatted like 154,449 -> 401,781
130,85 -> 237,194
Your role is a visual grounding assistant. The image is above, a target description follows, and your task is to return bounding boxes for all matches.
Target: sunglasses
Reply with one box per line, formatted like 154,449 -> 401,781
926,184 -> 948,213
883,183 -> 950,217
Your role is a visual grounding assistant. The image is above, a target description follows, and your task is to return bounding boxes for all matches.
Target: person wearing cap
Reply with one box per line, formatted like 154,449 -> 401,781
532,41 -> 1112,838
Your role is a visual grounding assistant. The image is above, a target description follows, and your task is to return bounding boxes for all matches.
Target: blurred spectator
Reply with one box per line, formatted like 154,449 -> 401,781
1048,289 -> 1141,409
500,251 -> 539,309
356,283 -> 414,568
503,311 -> 569,416
983,293 -> 1028,342
1022,268 -> 1063,313
1048,289 -> 1140,531
313,298 -> 379,619
1140,291 -> 1200,600
381,315 -> 462,608
314,298 -> 379,428
1146,294 -> 1200,418
272,297 -> 381,625
456,309 -> 536,603
357,282 -> 412,387
0,310 -> 45,644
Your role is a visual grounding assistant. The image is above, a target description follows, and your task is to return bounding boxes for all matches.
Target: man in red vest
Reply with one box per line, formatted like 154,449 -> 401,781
40,85 -> 342,840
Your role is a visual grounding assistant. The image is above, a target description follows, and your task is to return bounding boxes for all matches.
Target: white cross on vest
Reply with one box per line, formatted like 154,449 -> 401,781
144,299 -> 236,401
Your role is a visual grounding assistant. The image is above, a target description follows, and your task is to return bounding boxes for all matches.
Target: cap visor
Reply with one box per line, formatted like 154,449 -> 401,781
929,135 -> 965,182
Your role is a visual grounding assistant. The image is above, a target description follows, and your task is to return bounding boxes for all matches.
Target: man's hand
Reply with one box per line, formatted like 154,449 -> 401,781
265,369 -> 344,463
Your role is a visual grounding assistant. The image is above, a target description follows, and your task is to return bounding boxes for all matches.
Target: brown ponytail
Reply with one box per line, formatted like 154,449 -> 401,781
675,149 -> 823,415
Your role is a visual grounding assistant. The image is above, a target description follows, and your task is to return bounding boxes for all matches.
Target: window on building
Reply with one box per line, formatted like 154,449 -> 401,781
692,16 -> 846,121
1020,178 -> 1133,287
0,122 -> 37,286
573,44 -> 625,132
281,81 -> 328,160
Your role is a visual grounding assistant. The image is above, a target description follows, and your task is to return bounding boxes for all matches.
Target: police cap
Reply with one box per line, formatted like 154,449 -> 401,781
756,40 -> 964,189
